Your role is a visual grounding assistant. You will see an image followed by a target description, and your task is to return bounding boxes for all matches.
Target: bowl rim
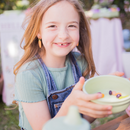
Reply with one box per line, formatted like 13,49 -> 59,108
91,99 -> 130,106
82,75 -> 130,103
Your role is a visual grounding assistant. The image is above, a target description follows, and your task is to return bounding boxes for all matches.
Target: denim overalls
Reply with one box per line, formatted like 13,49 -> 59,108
38,52 -> 82,118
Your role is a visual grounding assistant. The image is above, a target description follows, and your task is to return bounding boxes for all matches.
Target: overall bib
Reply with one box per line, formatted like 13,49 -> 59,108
38,52 -> 82,118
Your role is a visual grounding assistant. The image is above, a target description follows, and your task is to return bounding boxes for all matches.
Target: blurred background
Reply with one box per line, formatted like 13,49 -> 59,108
0,0 -> 130,130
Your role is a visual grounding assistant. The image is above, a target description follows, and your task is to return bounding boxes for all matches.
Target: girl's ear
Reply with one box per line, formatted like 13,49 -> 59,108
37,33 -> 42,39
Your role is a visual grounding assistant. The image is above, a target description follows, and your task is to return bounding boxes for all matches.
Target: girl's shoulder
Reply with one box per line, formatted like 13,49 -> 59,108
16,58 -> 45,88
17,58 -> 42,74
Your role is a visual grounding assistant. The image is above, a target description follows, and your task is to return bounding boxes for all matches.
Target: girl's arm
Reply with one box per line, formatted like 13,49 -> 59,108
22,101 -> 51,130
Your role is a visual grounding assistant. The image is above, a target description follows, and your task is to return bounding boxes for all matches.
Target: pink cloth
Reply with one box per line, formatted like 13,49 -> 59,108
90,18 -> 124,75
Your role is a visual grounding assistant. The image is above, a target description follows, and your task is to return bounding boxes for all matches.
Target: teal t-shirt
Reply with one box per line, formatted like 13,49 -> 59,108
14,52 -> 88,130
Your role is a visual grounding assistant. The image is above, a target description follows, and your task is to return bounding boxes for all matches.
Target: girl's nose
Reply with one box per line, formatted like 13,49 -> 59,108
58,28 -> 69,40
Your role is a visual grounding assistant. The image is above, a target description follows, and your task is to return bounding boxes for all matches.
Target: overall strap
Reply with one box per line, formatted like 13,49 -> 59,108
38,58 -> 57,93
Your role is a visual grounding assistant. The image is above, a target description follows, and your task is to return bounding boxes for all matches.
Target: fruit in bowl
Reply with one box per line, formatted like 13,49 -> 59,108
82,75 -> 130,113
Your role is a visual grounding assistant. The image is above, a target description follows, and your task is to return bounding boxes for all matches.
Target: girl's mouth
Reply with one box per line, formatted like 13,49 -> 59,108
54,43 -> 70,47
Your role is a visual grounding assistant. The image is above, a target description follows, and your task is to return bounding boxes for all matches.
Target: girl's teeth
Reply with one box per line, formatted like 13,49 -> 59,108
59,44 -> 67,46
58,43 -> 68,46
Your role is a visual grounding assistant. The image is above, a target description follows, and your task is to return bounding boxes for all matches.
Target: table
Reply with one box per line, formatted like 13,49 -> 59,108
90,18 -> 124,75
92,114 -> 130,130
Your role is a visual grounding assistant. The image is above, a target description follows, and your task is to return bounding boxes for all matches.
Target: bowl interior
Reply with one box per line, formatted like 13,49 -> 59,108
83,75 -> 130,103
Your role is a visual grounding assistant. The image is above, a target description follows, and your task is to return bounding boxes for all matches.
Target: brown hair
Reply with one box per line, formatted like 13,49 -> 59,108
14,0 -> 97,77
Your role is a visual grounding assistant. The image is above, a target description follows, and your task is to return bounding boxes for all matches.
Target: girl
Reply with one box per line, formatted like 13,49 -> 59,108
14,0 -> 130,130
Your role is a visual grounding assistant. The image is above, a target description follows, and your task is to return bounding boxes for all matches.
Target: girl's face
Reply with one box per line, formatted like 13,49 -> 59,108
38,1 -> 80,58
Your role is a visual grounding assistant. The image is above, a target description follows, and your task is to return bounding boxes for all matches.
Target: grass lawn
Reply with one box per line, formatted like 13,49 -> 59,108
0,95 -> 127,130
0,95 -> 20,130
91,111 -> 126,129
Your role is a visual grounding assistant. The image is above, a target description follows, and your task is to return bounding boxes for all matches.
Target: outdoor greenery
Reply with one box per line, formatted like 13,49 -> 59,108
91,111 -> 126,129
0,96 -> 19,130
0,0 -> 130,12
0,0 -> 130,29
0,0 -> 37,14
81,0 -> 130,11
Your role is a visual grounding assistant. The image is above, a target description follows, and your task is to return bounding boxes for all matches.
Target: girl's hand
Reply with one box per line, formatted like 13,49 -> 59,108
126,105 -> 130,116
63,77 -> 112,119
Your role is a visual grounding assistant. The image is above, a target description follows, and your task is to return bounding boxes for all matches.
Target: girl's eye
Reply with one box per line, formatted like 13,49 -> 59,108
69,25 -> 77,28
49,25 -> 56,28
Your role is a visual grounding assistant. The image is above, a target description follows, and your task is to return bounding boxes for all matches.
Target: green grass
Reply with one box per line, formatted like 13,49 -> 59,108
91,111 -> 126,129
0,95 -> 20,130
0,95 -> 127,130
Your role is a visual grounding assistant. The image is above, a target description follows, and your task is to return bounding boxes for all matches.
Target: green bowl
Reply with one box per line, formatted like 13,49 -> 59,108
82,75 -> 130,113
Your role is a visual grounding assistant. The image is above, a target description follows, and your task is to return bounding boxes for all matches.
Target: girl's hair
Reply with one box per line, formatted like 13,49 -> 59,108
14,0 -> 97,78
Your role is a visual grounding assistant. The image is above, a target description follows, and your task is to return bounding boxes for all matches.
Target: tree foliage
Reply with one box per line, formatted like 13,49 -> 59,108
80,0 -> 94,10
0,0 -> 130,17
0,0 -> 129,11
112,0 -> 130,14
0,0 -> 17,13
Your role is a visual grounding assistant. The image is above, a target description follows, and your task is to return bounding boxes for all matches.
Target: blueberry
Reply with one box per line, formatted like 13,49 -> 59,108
109,90 -> 112,95
116,94 -> 121,98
